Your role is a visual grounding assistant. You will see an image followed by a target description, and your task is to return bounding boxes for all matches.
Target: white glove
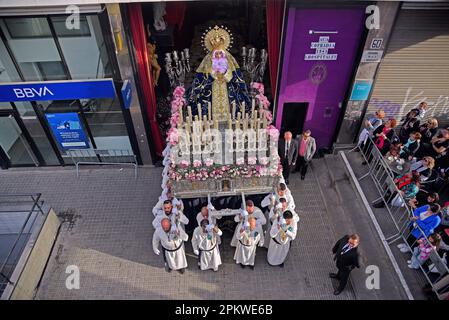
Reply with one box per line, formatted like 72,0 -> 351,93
207,202 -> 216,212
172,198 -> 179,207
244,221 -> 250,228
280,218 -> 286,225
154,249 -> 160,255
170,224 -> 177,232
172,207 -> 178,215
193,249 -> 199,255
242,210 -> 249,217
276,203 -> 283,210
206,224 -> 214,232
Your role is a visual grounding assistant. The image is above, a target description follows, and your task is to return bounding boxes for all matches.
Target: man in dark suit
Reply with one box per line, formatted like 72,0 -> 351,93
278,131 -> 298,185
329,234 -> 360,295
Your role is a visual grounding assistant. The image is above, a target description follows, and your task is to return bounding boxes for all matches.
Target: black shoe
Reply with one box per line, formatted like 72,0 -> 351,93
179,268 -> 185,274
373,201 -> 385,208
240,263 -> 245,269
301,175 -> 305,180
164,263 -> 171,273
333,289 -> 342,295
329,273 -> 338,279
279,263 -> 284,268
249,265 -> 254,270
362,161 -> 368,165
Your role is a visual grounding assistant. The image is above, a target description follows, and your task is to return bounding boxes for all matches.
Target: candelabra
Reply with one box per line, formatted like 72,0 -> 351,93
164,48 -> 191,90
240,46 -> 268,87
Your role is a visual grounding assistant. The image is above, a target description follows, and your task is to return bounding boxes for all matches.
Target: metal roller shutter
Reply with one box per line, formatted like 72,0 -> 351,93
365,8 -> 449,125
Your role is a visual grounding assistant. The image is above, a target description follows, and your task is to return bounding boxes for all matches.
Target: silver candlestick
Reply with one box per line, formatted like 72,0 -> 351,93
164,48 -> 191,89
240,46 -> 268,86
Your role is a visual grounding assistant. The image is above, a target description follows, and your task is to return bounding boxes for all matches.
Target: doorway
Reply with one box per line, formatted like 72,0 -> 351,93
0,110 -> 41,168
280,102 -> 308,138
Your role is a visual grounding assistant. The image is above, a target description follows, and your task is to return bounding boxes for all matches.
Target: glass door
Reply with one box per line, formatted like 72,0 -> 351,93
0,111 -> 40,167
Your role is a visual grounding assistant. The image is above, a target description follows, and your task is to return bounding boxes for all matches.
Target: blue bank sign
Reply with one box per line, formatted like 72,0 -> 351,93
0,79 -> 116,102
121,80 -> 132,109
45,113 -> 89,150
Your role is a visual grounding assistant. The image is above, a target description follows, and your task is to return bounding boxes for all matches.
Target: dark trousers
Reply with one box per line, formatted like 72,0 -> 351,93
336,267 -> 351,291
282,158 -> 291,181
296,155 -> 310,177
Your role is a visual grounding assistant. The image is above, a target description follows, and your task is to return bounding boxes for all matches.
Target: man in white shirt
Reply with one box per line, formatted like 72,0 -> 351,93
152,218 -> 188,273
231,200 -> 266,247
192,219 -> 223,271
152,199 -> 189,230
233,217 -> 264,269
267,211 -> 297,267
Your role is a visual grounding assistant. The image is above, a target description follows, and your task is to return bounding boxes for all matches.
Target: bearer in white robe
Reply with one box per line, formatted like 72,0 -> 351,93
267,210 -> 297,267
192,219 -> 222,272
153,199 -> 189,229
196,205 -> 222,244
263,197 -> 299,248
152,218 -> 188,273
231,200 -> 266,247
152,190 -> 184,216
261,183 -> 295,211
234,217 -> 264,269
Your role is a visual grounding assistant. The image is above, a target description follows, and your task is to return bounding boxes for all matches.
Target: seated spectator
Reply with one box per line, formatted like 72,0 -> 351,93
429,129 -> 449,166
410,156 -> 435,182
408,233 -> 441,269
416,101 -> 429,120
363,119 -> 398,166
373,171 -> 420,208
399,132 -> 422,161
418,118 -> 439,145
397,204 -> 441,252
399,109 -> 420,144
409,192 -> 439,209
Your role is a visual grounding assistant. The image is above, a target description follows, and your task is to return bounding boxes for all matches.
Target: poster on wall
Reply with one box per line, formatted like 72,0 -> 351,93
45,113 -> 89,150
350,80 -> 373,101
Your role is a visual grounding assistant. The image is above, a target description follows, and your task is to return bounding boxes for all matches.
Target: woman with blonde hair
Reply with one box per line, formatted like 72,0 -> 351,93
410,156 -> 435,181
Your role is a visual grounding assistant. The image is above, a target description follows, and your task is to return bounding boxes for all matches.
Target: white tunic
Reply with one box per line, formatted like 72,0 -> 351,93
230,207 -> 266,247
152,226 -> 188,270
233,225 -> 264,265
152,197 -> 184,216
263,207 -> 299,248
267,218 -> 297,265
191,226 -> 223,271
196,212 -> 221,244
152,209 -> 189,229
261,191 -> 296,210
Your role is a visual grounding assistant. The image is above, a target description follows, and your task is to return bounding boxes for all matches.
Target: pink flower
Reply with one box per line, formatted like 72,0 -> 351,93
167,128 -> 179,146
251,82 -> 264,94
180,160 -> 189,168
259,157 -> 269,166
170,112 -> 179,127
204,158 -> 214,167
248,157 -> 257,165
193,160 -> 202,167
173,86 -> 185,98
236,157 -> 244,165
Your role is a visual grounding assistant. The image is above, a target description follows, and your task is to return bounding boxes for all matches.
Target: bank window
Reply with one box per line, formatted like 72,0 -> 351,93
19,61 -> 67,81
52,16 -> 91,37
4,18 -> 52,38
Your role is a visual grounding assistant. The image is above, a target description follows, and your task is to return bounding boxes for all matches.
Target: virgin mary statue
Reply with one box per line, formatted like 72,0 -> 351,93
187,25 -> 251,119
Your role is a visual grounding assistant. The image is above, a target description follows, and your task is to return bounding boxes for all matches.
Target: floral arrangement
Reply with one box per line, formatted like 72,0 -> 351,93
167,86 -> 186,146
266,125 -> 279,142
168,162 -> 282,182
251,82 -> 273,123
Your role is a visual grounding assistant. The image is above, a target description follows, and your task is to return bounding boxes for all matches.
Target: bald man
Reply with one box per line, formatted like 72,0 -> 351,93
233,217 -> 264,269
278,131 -> 298,185
152,218 -> 188,273
231,200 -> 266,247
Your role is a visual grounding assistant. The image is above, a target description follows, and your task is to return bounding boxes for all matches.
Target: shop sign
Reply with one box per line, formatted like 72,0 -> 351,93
45,112 -> 89,150
305,36 -> 338,61
350,80 -> 373,101
0,79 -> 116,102
121,80 -> 132,109
361,50 -> 383,63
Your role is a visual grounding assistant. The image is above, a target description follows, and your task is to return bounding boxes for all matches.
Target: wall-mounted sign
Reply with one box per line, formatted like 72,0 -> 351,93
45,113 -> 89,150
370,38 -> 383,50
305,36 -> 338,61
350,80 -> 373,101
361,50 -> 383,63
0,79 -> 116,102
121,80 -> 132,109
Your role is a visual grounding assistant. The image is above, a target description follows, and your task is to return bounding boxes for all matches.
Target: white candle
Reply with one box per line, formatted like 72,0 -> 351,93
208,102 -> 212,121
251,99 -> 255,116
232,102 -> 236,120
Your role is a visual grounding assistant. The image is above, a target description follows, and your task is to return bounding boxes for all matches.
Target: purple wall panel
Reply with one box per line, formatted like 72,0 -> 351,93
276,7 -> 365,148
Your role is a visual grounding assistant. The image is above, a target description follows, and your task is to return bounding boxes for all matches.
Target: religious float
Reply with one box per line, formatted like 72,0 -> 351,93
155,25 -> 283,218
